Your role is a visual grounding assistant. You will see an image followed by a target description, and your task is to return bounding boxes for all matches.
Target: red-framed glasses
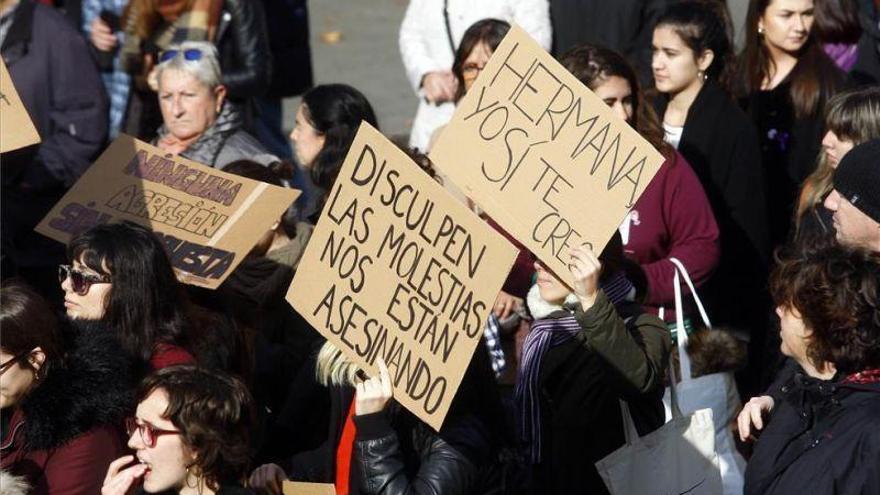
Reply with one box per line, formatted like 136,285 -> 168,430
125,417 -> 181,448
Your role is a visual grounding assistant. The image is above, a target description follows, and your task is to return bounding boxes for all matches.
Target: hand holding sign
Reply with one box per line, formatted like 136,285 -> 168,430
355,357 -> 394,415
569,246 -> 601,311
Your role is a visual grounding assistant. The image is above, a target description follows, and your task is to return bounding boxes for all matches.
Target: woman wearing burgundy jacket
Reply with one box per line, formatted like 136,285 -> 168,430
559,44 -> 720,321
1,281 -> 135,495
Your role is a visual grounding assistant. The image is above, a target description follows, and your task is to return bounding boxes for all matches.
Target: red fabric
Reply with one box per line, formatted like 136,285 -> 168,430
335,399 -> 358,495
843,369 -> 880,384
1,409 -> 127,495
620,151 -> 720,312
150,343 -> 196,370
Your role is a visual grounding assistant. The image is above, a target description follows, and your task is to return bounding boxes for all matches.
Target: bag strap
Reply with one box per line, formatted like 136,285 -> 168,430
618,400 -> 640,445
442,0 -> 456,56
669,258 -> 711,330
670,257 -> 712,383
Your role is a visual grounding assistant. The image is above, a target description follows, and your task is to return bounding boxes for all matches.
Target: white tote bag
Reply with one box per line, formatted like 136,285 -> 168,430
595,367 -> 723,494
661,258 -> 746,495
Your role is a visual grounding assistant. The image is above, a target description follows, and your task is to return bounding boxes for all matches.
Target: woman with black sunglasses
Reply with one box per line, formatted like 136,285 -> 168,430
1,280 -> 135,495
101,366 -> 255,495
59,221 -> 239,375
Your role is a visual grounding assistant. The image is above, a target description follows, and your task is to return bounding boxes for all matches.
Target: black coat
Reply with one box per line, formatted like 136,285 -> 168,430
1,0 -> 108,273
549,0 -> 666,85
739,63 -> 846,247
745,373 -> 880,494
216,0 -> 271,100
286,385 -> 498,495
654,80 -> 771,333
530,294 -> 670,494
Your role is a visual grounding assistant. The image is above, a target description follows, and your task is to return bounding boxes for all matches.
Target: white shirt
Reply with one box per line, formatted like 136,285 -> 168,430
663,122 -> 684,149
399,0 -> 552,150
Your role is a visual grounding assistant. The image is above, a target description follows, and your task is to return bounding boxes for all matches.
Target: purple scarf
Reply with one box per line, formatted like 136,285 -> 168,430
516,271 -> 634,463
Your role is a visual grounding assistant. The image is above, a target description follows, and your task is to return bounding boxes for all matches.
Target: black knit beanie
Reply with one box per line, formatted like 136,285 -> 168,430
833,138 -> 880,224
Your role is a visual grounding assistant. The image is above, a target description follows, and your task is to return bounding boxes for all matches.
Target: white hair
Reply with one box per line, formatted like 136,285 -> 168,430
156,41 -> 222,89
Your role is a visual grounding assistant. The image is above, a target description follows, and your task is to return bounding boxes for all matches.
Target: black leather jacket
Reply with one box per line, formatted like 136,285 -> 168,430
215,0 -> 271,99
353,408 -> 494,495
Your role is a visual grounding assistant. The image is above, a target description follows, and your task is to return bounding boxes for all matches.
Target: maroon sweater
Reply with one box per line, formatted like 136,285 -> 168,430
620,151 -> 719,315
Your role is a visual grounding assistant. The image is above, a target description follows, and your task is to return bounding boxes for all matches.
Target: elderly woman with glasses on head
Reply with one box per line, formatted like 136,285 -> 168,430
153,41 -> 277,169
1,281 -> 135,495
101,366 -> 256,495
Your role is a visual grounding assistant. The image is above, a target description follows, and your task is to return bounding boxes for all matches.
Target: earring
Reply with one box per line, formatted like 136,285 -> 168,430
758,26 -> 765,35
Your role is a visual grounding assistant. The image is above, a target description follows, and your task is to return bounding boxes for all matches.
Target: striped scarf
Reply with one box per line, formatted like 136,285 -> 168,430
516,271 -> 634,463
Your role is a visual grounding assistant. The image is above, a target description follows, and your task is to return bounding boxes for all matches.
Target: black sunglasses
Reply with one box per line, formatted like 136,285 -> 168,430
0,350 -> 32,375
159,48 -> 203,64
58,264 -> 111,296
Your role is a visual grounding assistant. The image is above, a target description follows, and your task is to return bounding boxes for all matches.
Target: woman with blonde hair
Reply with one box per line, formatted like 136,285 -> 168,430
794,86 -> 880,244
249,342 -> 504,495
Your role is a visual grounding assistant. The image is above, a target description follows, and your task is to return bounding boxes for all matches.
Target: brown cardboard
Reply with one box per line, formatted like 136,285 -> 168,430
282,482 -> 336,495
35,134 -> 300,289
287,123 -> 517,431
430,25 -> 664,287
0,58 -> 40,153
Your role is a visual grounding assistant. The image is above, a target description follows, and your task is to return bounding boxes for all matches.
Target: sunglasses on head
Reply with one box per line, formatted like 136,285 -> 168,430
58,264 -> 111,296
159,48 -> 203,64
125,417 -> 181,448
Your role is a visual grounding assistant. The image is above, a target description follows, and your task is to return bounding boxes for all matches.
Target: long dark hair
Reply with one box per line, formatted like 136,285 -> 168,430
814,0 -> 861,44
737,0 -> 844,118
655,0 -> 735,90
559,44 -> 671,156
452,19 -> 511,102
67,222 -> 190,367
301,84 -> 378,197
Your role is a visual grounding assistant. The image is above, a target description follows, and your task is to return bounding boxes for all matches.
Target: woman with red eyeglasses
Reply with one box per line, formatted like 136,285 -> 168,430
1,281 -> 134,495
101,366 -> 255,495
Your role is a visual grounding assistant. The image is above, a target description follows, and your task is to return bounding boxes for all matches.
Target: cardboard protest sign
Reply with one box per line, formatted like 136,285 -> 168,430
430,25 -> 664,287
282,482 -> 336,495
35,135 -> 300,289
1,58 -> 40,152
287,123 -> 517,430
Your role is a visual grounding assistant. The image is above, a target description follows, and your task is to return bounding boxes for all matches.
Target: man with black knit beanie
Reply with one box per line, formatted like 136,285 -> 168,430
824,139 -> 880,252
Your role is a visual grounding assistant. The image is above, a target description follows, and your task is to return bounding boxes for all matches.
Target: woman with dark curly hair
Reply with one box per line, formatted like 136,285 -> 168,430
742,246 -> 880,494
101,366 -> 256,495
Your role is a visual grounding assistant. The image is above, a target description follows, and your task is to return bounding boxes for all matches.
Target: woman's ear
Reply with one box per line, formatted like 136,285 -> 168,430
214,84 -> 228,113
28,348 -> 47,373
698,49 -> 715,73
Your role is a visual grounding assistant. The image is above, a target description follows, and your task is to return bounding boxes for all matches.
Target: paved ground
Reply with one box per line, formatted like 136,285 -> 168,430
281,0 -> 415,142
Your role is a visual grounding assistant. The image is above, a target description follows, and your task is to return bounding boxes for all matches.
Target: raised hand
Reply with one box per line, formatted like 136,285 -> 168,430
568,246 -> 602,311
355,357 -> 394,416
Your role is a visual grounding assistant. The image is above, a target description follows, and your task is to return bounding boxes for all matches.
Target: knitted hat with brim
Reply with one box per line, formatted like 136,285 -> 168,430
833,138 -> 880,224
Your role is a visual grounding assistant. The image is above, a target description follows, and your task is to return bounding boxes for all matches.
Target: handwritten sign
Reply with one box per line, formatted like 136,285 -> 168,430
430,25 -> 664,287
35,135 -> 300,289
287,123 -> 517,430
1,58 -> 40,152
282,482 -> 336,495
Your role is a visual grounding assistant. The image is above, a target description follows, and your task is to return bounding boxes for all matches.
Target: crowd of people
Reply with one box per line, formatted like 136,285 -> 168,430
1,0 -> 880,493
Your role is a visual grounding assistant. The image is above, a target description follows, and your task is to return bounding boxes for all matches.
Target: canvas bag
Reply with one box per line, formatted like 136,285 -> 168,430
661,258 -> 746,495
594,359 -> 723,494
